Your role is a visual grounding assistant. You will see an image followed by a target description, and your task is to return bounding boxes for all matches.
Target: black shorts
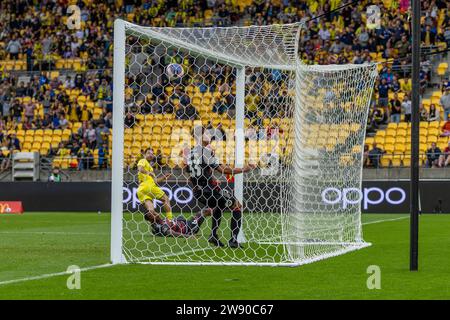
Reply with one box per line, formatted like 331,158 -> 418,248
193,186 -> 236,211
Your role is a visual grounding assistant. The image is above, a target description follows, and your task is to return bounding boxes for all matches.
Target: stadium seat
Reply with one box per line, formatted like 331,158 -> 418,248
384,144 -> 395,154
380,157 -> 391,168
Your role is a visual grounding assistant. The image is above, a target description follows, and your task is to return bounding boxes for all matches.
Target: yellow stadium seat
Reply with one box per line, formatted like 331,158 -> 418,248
385,136 -> 395,144
380,157 -> 391,167
384,144 -> 395,154
419,136 -> 427,144
11,130 -> 20,137
386,123 -> 398,130
133,135 -> 142,142
365,137 -> 374,145
397,122 -> 408,129
428,121 -> 439,129
428,128 -> 439,136
22,142 -> 32,150
131,141 -> 141,149
419,128 -> 428,136
419,122 -> 429,129
394,143 -> 406,153
392,157 -> 402,167
402,157 -> 411,167
419,143 -> 428,153
385,128 -> 397,137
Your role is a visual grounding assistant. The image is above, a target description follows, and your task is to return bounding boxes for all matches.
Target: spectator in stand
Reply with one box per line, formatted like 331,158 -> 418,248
124,112 -> 135,128
52,112 -> 61,129
395,35 -> 411,57
421,25 -> 436,46
78,105 -> 93,122
441,116 -> 450,136
41,90 -> 53,115
15,82 -> 27,97
402,95 -> 412,122
389,93 -> 402,123
419,104 -> 429,121
420,73 -> 429,96
245,123 -> 258,141
8,133 -> 20,151
363,144 -> 370,167
78,121 -> 89,143
59,114 -> 70,130
48,167 -> 62,182
391,76 -> 401,93
55,142 -> 70,163
426,142 -> 442,168
438,142 -> 450,167
95,79 -> 112,108
64,76 -> 75,90
377,78 -> 390,122
175,103 -> 198,120
22,117 -> 33,130
427,104 -> 440,122
245,89 -> 260,119
98,142 -> 109,169
68,103 -> 79,122
41,114 -> 52,129
368,142 -> 385,168
104,112 -> 112,129
77,142 -> 93,170
440,87 -> 450,122
95,122 -> 109,147
0,140 -> 10,172
86,122 -> 97,149
6,35 -> 21,60
71,140 -> 81,156
10,99 -> 23,122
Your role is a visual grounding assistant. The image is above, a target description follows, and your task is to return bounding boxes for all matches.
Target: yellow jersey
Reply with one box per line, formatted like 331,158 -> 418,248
137,158 -> 156,185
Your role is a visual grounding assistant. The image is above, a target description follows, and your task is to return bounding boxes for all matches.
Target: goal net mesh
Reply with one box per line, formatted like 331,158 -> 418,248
118,21 -> 377,266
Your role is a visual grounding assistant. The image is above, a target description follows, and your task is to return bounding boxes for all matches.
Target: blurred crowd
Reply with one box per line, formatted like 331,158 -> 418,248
0,0 -> 449,172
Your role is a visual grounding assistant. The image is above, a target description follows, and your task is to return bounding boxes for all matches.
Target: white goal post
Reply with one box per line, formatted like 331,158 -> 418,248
111,19 -> 377,266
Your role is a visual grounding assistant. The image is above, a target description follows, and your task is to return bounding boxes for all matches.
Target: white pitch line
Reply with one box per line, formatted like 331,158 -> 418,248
0,263 -> 114,287
362,215 -> 409,225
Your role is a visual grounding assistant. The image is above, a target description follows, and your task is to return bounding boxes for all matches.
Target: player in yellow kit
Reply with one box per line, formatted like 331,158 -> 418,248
137,148 -> 173,225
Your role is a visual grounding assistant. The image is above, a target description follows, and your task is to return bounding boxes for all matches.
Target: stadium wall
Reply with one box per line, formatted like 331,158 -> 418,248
0,181 -> 449,213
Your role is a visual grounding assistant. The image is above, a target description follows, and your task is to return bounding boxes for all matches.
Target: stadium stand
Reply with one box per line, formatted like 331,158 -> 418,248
0,0 -> 449,178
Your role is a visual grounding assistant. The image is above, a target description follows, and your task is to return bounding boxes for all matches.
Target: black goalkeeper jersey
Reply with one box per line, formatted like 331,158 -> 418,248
187,145 -> 220,188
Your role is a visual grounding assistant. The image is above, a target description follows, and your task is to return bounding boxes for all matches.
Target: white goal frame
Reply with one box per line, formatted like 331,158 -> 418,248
110,19 -> 374,266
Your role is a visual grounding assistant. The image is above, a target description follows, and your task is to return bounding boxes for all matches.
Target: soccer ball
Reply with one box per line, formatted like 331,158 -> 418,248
166,63 -> 184,80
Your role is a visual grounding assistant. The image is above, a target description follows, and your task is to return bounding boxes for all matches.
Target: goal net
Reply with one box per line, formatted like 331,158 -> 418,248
111,19 -> 378,266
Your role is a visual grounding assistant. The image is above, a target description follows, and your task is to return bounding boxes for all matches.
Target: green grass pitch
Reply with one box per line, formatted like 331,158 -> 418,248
0,212 -> 449,299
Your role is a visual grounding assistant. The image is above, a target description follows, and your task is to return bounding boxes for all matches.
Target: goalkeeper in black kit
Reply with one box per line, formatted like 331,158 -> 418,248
187,130 -> 256,248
